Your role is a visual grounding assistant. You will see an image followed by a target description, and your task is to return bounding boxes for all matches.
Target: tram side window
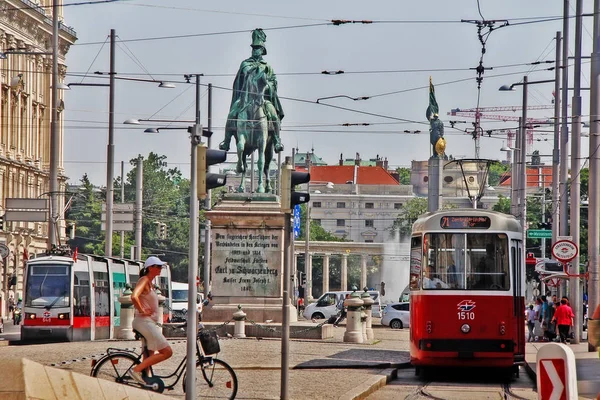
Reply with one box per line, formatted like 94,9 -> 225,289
466,233 -> 509,290
409,236 -> 422,290
74,271 -> 91,317
422,233 -> 455,290
94,271 -> 110,317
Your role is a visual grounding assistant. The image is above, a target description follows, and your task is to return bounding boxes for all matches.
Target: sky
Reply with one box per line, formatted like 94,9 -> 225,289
61,0 -> 595,186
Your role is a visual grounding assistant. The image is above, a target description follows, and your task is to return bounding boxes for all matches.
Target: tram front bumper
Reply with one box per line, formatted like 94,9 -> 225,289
21,325 -> 73,342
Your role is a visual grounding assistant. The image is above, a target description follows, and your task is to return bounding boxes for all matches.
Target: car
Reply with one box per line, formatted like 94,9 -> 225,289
303,290 -> 382,320
381,302 -> 410,329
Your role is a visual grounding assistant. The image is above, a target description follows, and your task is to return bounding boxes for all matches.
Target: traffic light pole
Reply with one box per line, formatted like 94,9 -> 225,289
281,206 -> 291,400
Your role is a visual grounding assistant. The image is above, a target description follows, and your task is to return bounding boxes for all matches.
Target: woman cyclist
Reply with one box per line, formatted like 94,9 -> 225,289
129,256 -> 173,384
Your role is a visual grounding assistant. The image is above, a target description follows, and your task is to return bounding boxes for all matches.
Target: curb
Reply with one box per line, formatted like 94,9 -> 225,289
523,360 -> 537,383
339,367 -> 398,400
294,361 -> 411,370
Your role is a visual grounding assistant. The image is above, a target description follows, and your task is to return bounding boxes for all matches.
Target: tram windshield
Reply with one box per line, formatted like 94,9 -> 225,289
25,264 -> 71,308
418,233 -> 510,291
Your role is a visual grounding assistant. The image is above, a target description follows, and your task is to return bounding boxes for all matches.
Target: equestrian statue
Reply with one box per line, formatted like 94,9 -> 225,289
219,28 -> 284,193
426,77 -> 446,158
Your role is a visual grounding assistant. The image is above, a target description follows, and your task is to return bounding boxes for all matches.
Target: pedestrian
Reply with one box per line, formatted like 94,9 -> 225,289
526,304 -> 536,342
551,297 -> 575,344
8,295 -> 15,314
333,294 -> 350,327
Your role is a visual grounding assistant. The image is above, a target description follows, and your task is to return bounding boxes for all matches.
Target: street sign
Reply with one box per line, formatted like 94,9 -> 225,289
527,229 -> 552,239
536,343 -> 578,400
551,240 -> 578,263
546,277 -> 561,288
293,205 -> 301,239
539,359 -> 566,400
0,243 -> 9,259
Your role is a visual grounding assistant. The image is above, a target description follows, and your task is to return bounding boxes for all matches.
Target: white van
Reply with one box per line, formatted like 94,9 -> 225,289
171,281 -> 204,316
303,290 -> 382,320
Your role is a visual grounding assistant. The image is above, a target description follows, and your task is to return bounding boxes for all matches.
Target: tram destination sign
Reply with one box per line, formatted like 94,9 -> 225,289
440,216 -> 491,229
527,229 -> 552,239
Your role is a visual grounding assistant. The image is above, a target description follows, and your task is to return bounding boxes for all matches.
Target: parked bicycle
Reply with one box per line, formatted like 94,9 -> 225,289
90,325 -> 237,399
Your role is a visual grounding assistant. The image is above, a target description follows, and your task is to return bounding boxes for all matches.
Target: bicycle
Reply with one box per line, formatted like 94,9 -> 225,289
90,327 -> 238,399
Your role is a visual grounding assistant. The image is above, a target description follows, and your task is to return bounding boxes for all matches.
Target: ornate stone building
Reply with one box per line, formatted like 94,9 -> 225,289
0,0 -> 76,306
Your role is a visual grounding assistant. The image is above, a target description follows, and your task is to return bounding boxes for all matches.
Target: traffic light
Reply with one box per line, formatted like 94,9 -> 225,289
0,215 -> 3,231
197,143 -> 227,200
280,164 -> 310,212
156,222 -> 167,239
540,222 -> 552,230
65,223 -> 75,240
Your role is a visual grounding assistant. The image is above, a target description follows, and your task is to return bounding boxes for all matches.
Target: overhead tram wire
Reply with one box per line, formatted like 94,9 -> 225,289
72,13 -> 599,47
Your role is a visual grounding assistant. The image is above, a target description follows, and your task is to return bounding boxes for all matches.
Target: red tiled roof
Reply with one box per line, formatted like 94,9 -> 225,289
295,165 -> 399,185
499,166 -> 553,188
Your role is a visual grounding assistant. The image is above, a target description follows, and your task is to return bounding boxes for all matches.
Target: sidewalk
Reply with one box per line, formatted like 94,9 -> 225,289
524,341 -> 600,399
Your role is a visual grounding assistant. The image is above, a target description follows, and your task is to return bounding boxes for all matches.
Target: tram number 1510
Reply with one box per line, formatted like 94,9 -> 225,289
458,311 -> 475,320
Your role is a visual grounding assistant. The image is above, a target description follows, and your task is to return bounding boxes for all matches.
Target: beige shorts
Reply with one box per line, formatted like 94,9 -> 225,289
132,317 -> 169,351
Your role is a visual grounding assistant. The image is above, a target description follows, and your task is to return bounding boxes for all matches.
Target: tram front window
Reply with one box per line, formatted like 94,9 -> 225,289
25,265 -> 71,308
423,233 -> 509,290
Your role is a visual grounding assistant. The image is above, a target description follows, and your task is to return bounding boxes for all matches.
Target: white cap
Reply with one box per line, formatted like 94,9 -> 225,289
144,256 -> 167,268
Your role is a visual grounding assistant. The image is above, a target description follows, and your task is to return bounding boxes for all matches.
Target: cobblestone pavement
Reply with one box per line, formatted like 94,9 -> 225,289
0,323 -> 411,399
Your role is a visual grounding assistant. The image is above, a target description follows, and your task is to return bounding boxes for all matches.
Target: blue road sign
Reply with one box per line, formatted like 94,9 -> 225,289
293,205 -> 301,239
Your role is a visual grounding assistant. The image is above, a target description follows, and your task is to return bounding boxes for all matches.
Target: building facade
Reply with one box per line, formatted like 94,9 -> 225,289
0,0 -> 76,308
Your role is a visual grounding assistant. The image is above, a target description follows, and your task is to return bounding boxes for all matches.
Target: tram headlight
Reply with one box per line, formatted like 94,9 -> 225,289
58,313 -> 69,320
460,324 -> 471,334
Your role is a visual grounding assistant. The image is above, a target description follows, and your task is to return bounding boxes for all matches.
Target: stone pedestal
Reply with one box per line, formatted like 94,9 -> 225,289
117,289 -> 135,340
233,306 -> 247,338
427,156 -> 443,212
343,291 -> 364,343
202,194 -> 297,323
361,290 -> 374,340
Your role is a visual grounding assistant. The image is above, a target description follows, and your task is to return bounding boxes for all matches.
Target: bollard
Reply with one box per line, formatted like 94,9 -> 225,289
361,288 -> 374,340
343,288 -> 364,343
232,305 -> 247,338
117,286 -> 135,340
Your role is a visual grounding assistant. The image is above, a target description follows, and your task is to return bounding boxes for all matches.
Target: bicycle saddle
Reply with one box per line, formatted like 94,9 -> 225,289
133,329 -> 145,340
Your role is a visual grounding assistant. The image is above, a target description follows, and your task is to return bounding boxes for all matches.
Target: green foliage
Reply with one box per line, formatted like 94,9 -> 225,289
492,195 -> 511,214
488,163 -> 510,186
390,197 -> 428,239
299,204 -> 345,242
66,153 -> 197,283
395,167 -> 411,185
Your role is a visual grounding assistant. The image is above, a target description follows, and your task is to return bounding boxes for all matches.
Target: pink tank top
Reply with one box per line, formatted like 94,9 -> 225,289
135,286 -> 160,323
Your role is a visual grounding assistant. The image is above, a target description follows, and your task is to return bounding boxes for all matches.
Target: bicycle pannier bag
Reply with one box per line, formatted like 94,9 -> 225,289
199,330 -> 220,355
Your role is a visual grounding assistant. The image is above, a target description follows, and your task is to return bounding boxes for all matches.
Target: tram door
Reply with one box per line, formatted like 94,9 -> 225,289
511,239 -> 525,357
93,262 -> 111,339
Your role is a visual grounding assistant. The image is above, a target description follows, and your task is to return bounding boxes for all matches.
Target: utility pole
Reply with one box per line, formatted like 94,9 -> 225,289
569,0 -> 583,344
135,157 -> 143,260
552,31 -> 562,256
185,74 -> 202,400
559,0 -> 570,241
203,82 -> 212,299
105,29 -> 116,257
120,161 -> 125,259
48,0 -> 59,248
587,0 -> 600,352
304,152 -> 312,304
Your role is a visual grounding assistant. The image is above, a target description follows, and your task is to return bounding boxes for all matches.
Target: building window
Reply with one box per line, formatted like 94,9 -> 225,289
365,220 -> 374,227
313,201 -> 322,208
394,203 -> 402,209
365,202 -> 374,209
365,239 -> 374,243
336,202 -> 345,208
336,219 -> 345,227
313,219 -> 321,226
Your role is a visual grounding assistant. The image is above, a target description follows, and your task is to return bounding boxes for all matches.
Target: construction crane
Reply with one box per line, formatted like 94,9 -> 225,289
448,105 -> 554,153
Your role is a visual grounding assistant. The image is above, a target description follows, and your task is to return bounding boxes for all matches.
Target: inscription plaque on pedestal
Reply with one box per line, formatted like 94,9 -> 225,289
212,228 -> 283,297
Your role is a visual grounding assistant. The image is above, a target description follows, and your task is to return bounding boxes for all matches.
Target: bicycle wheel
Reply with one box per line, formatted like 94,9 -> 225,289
91,352 -> 140,384
196,358 -> 238,399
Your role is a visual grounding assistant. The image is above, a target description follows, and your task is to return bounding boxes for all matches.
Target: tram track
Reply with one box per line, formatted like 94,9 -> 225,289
399,376 -> 535,400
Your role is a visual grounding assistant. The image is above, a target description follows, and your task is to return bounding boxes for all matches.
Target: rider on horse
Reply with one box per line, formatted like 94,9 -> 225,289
219,29 -> 284,153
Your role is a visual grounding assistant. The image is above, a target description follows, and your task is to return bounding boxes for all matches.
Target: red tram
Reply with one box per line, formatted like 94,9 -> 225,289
409,209 -> 525,375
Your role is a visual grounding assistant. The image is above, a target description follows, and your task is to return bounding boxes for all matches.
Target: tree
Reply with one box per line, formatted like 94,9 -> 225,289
390,197 -> 428,239
66,174 -> 105,254
395,167 -> 411,185
488,163 -> 510,186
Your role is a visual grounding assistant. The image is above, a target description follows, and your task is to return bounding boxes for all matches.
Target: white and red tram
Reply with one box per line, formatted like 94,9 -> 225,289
409,209 -> 525,374
21,249 -> 172,342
